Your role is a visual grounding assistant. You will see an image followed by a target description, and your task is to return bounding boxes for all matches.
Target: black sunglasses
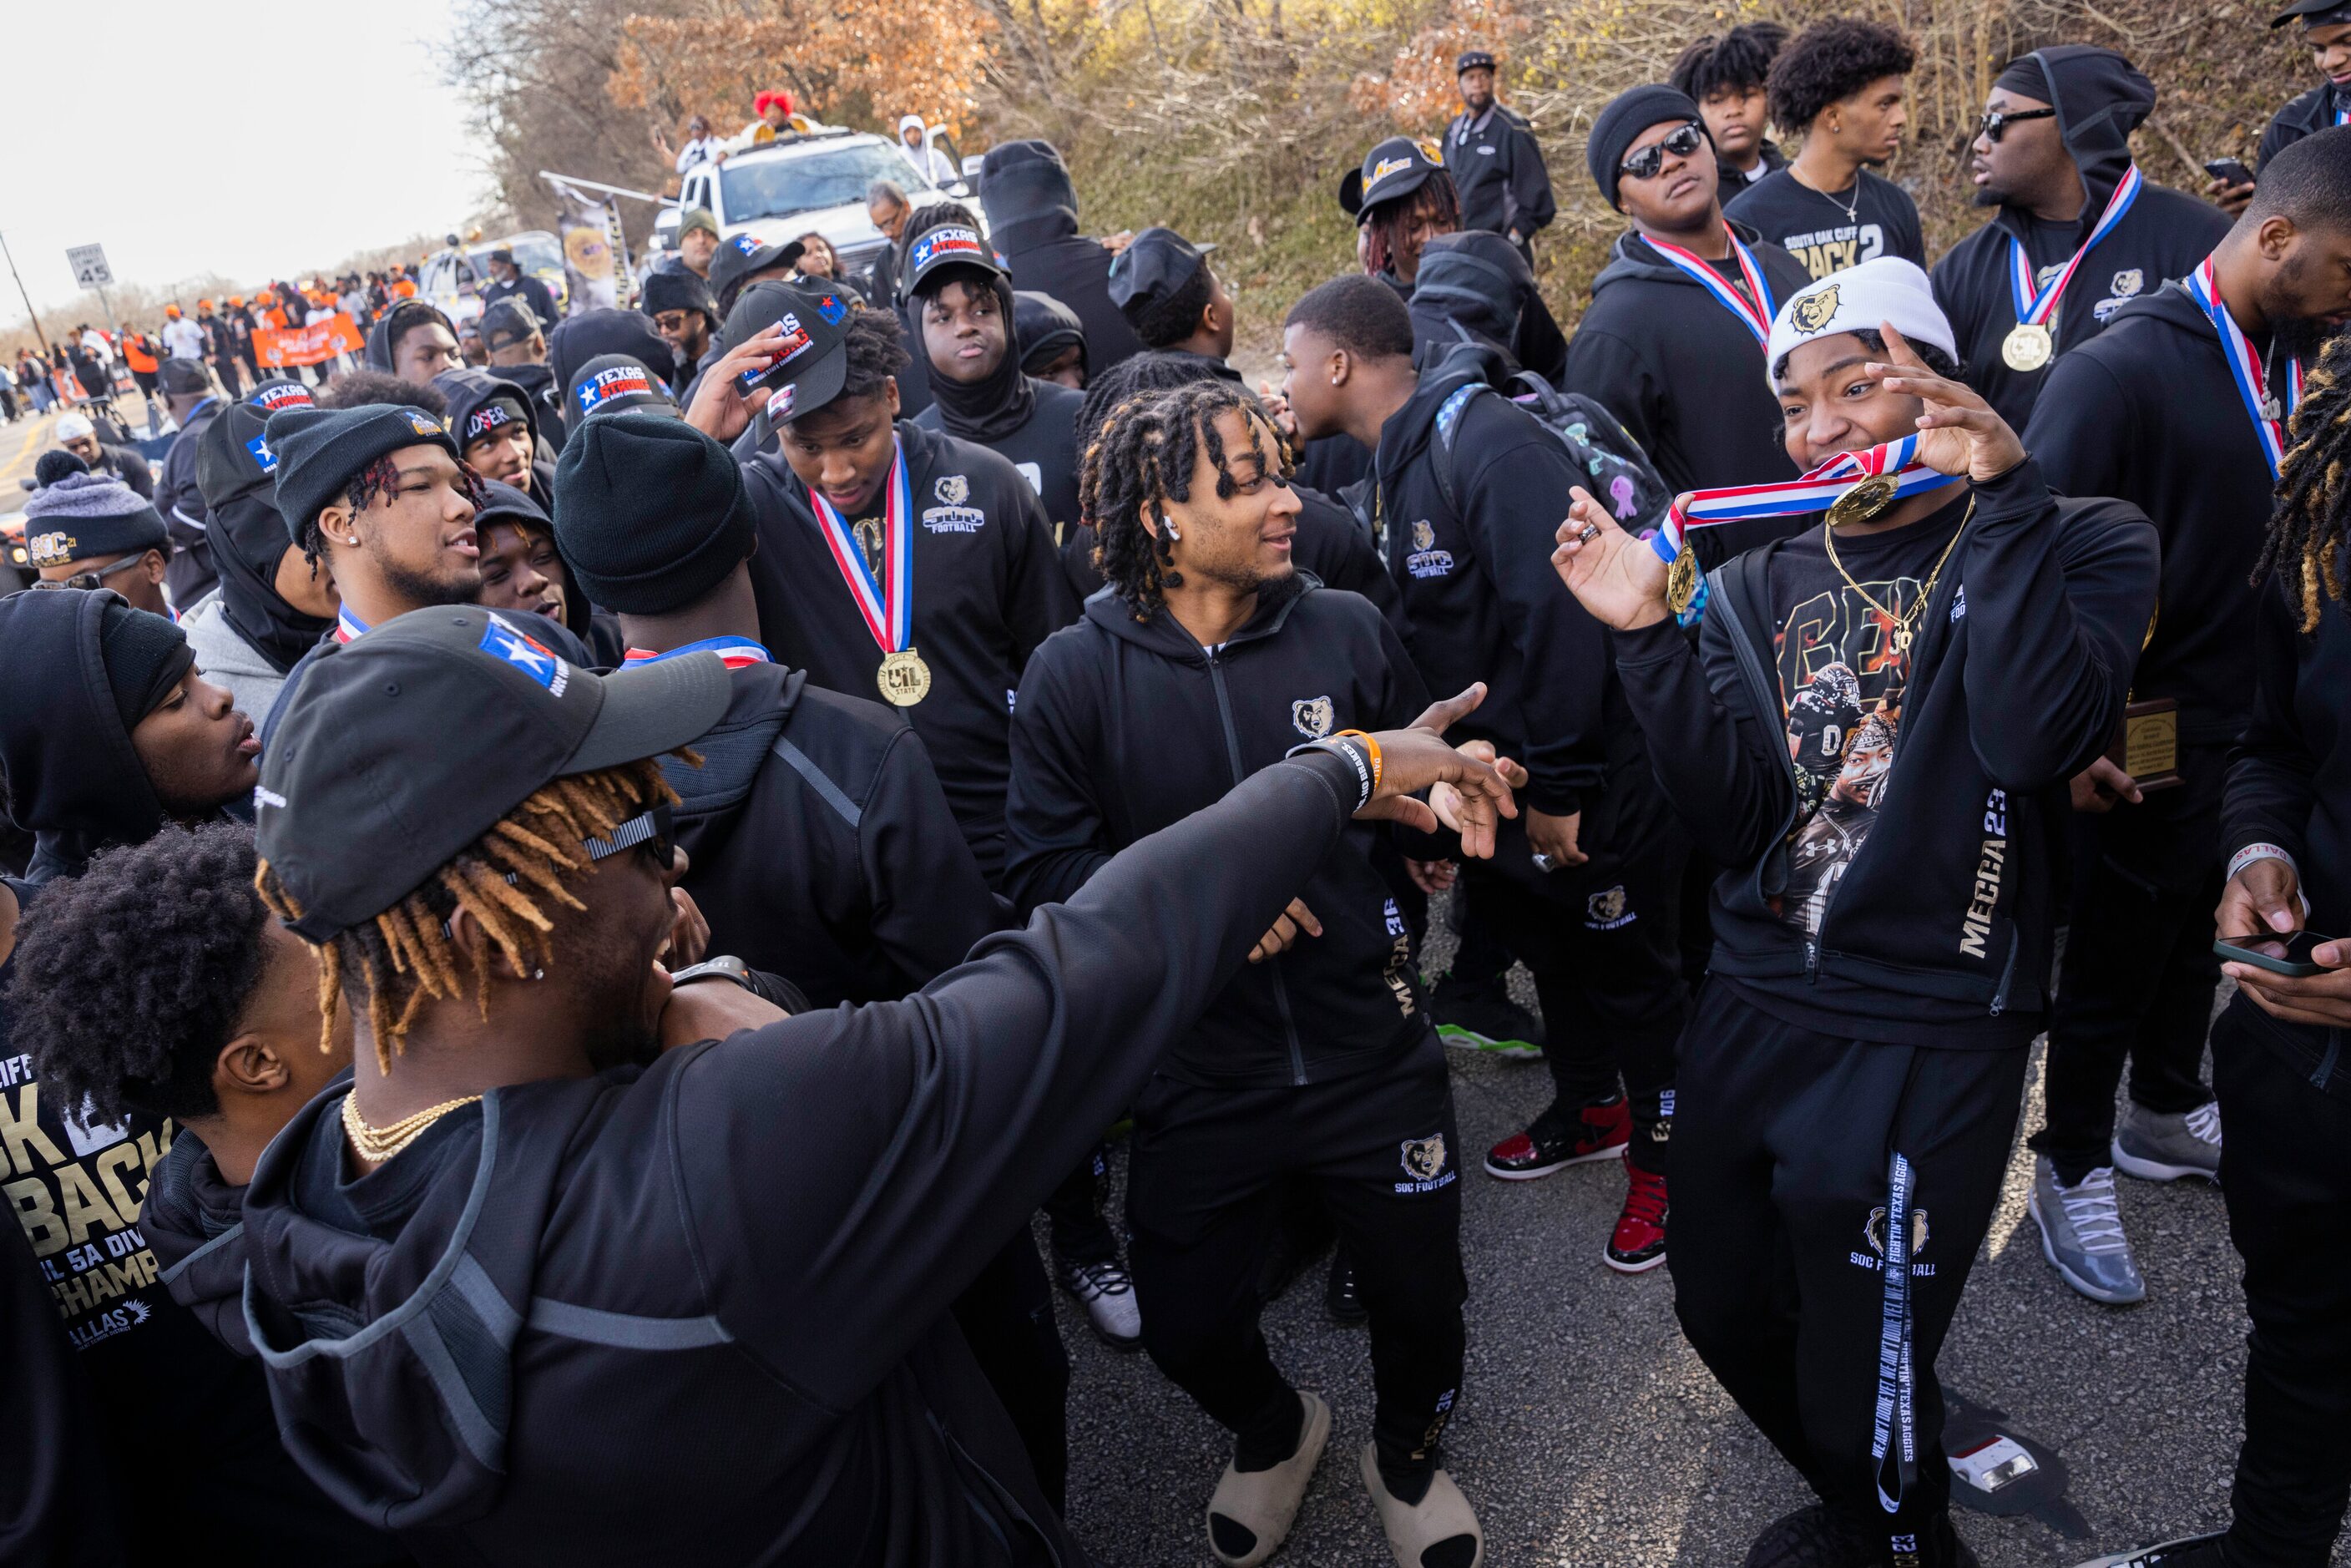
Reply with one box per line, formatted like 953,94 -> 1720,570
1620,122 -> 1707,182
1975,107 -> 2057,143
29,554 -> 149,593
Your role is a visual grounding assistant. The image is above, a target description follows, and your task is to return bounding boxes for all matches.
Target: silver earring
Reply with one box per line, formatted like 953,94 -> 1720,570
345,536 -> 360,545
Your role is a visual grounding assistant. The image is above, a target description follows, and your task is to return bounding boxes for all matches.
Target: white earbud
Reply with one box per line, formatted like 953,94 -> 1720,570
1165,522 -> 1180,541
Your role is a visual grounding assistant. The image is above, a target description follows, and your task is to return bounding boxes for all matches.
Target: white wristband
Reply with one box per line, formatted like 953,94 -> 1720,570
2227,842 -> 2298,883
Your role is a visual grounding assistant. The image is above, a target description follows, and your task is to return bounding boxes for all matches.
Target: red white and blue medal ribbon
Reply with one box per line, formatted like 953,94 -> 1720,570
2005,163 -> 2142,332
2187,255 -> 2303,478
334,605 -> 370,644
1650,434 -> 1964,560
807,441 -> 914,654
1641,234 -> 1777,346
623,635 -> 771,669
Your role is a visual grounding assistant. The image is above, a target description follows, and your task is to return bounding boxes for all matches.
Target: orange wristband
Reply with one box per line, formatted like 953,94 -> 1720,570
1332,729 -> 1381,794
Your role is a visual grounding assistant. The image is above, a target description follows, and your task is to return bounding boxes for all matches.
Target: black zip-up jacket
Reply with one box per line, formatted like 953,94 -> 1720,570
1364,342 -> 1638,820
741,419 -> 1078,879
1442,103 -> 1557,240
913,376 -> 1087,542
979,144 -> 1145,376
1006,576 -> 1431,1088
1611,461 -> 2156,1030
157,396 -> 221,607
666,660 -> 1009,1004
230,746 -> 1376,1566
1563,225 -> 1815,560
2259,80 -> 2348,172
2222,575 -> 2351,1097
2025,281 -> 2282,750
1931,46 -> 2230,432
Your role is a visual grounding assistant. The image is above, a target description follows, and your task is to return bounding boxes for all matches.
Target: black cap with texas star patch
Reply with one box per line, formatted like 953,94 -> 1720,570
900,219 -> 1005,301
2273,0 -> 2351,23
246,377 -> 316,415
708,230 -> 807,315
1339,135 -> 1447,222
719,279 -> 852,443
254,604 -> 730,941
566,354 -> 680,425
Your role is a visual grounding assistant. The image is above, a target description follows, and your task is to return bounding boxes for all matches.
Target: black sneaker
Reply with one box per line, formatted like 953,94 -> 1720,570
1324,1257 -> 1366,1326
1429,972 -> 1545,1060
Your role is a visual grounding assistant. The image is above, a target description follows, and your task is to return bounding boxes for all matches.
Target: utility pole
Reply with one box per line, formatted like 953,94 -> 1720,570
0,229 -> 56,362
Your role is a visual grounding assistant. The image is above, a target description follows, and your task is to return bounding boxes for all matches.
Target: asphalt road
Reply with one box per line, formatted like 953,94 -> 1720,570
1049,903 -> 2293,1567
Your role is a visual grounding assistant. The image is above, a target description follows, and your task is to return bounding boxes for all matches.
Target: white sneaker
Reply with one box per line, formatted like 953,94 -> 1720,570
2029,1159 -> 2145,1305
1055,1256 -> 1142,1349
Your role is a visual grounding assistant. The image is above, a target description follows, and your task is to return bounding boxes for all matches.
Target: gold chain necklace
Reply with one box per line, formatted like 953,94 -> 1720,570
1821,499 -> 1972,660
341,1090 -> 483,1163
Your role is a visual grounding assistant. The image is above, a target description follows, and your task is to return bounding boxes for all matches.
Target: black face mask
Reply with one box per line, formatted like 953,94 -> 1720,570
913,274 -> 1034,444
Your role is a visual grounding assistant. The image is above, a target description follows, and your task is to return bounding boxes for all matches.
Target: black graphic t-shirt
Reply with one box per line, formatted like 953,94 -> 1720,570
1765,501 -> 1966,938
1725,167 -> 1926,281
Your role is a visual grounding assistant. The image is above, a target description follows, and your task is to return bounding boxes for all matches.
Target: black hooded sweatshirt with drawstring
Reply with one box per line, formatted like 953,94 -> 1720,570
223,746 -> 1383,1568
979,142 -> 1145,376
156,394 -> 222,607
909,270 -> 1089,540
183,399 -> 337,720
1562,224 -> 1815,562
1005,574 -> 1434,1087
1930,46 -> 2231,432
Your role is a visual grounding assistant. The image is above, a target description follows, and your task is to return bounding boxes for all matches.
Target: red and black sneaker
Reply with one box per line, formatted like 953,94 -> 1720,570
1605,1164 -> 1669,1273
1484,1095 -> 1630,1180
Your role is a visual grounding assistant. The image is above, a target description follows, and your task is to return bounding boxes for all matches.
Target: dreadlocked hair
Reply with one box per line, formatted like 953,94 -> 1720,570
1363,174 -> 1459,281
1080,377 -> 1275,620
300,451 -> 489,570
253,757 -> 682,1074
2256,332 -> 2351,633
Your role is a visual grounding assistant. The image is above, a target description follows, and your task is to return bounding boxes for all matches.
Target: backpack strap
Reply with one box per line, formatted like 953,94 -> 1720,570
1429,380 -> 1489,518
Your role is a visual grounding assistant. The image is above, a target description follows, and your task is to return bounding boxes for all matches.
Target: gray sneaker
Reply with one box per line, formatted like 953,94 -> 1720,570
2029,1159 -> 2146,1305
2112,1099 -> 2222,1184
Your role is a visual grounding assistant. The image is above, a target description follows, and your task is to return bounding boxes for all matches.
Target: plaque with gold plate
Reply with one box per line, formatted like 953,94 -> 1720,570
2106,607 -> 2178,791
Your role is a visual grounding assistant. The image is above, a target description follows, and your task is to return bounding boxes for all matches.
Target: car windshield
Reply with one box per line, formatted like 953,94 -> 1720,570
720,143 -> 914,223
425,254 -> 478,293
507,235 -> 564,275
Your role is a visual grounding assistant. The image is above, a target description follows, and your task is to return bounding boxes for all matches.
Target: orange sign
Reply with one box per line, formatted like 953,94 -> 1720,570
254,313 -> 365,368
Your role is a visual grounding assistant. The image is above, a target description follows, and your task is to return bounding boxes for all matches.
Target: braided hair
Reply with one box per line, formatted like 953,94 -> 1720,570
1363,173 -> 1459,281
296,442 -> 488,572
2256,332 -> 2351,633
1080,377 -> 1277,620
255,757 -> 680,1073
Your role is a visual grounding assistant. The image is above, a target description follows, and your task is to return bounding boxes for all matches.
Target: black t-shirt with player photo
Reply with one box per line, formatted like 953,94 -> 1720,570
1725,166 -> 1926,281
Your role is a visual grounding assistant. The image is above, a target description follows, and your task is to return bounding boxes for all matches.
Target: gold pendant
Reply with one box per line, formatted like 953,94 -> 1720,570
1666,548 -> 1698,617
877,648 -> 932,706
853,518 -> 884,579
2001,322 -> 2053,372
1826,473 -> 1898,531
1891,624 -> 1912,658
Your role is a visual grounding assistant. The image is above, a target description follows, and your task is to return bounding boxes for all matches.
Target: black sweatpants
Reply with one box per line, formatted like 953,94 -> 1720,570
2033,764 -> 2222,1184
1467,825 -> 1687,1174
2213,1004 -> 2351,1567
952,1230 -> 1071,1511
1671,982 -> 2029,1550
1044,1141 -> 1116,1267
1127,1031 -> 1467,1488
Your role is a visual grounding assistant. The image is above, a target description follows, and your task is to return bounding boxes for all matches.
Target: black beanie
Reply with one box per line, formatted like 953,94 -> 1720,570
97,599 -> 195,732
1588,84 -> 1705,211
641,269 -> 718,326
265,402 -> 458,546
33,449 -> 89,488
552,412 -> 753,614
1993,54 -> 2052,104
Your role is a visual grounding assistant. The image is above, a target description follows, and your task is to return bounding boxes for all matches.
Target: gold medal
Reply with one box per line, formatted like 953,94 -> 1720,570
1666,548 -> 1698,617
2001,322 -> 2053,372
1825,473 -> 1898,531
877,648 -> 932,706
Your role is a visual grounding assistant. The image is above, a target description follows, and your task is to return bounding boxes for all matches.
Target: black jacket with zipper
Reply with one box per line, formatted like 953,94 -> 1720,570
2258,81 -> 2348,172
1610,460 -> 2156,1034
2222,574 -> 2351,1099
1006,575 -> 1433,1088
1930,46 -> 2229,432
667,660 -> 1009,1005
1363,341 -> 1646,822
740,420 -> 1079,880
1442,103 -> 1558,240
230,746 -> 1378,1567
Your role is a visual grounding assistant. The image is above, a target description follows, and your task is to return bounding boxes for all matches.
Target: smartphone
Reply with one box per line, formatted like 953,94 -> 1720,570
2215,930 -> 2337,977
2204,158 -> 2255,188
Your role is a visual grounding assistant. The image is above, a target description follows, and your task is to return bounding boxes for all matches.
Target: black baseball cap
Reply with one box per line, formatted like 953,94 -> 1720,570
2273,0 -> 2351,23
481,298 -> 544,352
708,231 -> 807,314
901,220 -> 1005,301
488,246 -> 517,265
567,353 -> 679,424
1457,49 -> 1496,73
1339,136 -> 1447,221
720,280 -> 853,442
255,605 -> 729,941
1107,227 -> 1217,319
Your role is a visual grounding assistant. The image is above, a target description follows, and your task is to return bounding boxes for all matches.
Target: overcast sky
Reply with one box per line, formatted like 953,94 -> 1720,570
2,0 -> 487,315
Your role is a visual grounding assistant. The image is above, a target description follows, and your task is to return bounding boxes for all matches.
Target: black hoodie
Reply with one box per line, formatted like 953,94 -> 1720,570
1363,341 -> 1646,826
1610,460 -> 2156,1037
1562,225 -> 1815,559
362,301 -> 457,377
741,419 -> 1079,879
1406,230 -> 1566,382
913,377 -> 1087,542
435,367 -> 549,503
0,591 -> 175,883
2258,79 -> 2350,173
186,397 -> 336,711
229,746 -> 1376,1566
661,657 -> 1010,1004
156,394 -> 222,607
1931,47 -> 2231,431
979,141 -> 1145,375
2025,280 -> 2293,751
1007,574 -> 1433,1087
